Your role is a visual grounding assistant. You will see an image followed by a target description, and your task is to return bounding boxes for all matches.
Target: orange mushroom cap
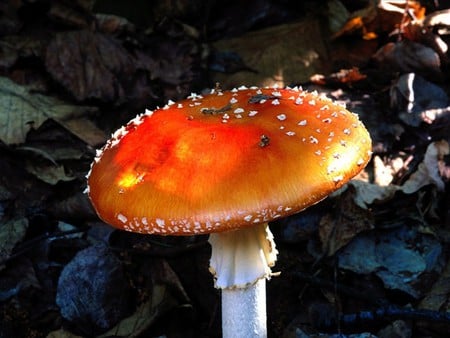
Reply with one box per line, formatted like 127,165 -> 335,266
87,86 -> 372,235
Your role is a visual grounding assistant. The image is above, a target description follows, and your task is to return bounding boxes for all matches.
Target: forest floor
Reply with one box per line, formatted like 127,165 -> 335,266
0,1 -> 449,337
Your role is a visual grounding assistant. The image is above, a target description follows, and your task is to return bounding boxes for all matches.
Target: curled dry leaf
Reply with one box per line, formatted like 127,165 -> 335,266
341,141 -> 449,208
25,160 -> 75,185
0,77 -> 96,145
373,155 -> 405,186
335,180 -> 398,209
402,140 -> 449,193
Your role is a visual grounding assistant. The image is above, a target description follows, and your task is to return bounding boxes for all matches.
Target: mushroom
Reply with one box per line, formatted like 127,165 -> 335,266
87,86 -> 372,337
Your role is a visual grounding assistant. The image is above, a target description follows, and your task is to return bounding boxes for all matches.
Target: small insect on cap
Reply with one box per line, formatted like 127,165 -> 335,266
87,86 -> 372,235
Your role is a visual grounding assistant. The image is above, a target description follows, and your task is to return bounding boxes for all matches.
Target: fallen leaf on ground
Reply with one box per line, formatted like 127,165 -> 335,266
341,140 -> 449,208
47,329 -> 83,338
402,140 -> 449,193
0,77 -> 96,145
338,225 -> 443,298
372,40 -> 441,78
419,256 -> 450,312
319,185 -> 374,256
212,18 -> 329,88
390,73 -> 449,127
25,160 -> 75,185
45,30 -> 135,103
97,285 -> 178,338
0,217 -> 28,270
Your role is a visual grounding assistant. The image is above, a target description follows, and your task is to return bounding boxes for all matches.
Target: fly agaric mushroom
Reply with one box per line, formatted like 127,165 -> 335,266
87,86 -> 372,337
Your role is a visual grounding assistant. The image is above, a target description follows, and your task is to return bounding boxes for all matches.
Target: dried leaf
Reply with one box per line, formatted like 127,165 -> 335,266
337,180 -> 398,209
327,0 -> 351,35
45,30 -> 135,102
97,285 -> 177,338
212,18 -> 329,88
310,67 -> 367,86
378,0 -> 426,20
329,0 -> 378,40
47,329 -> 83,338
0,40 -> 18,69
402,140 -> 449,193
338,226 -> 443,298
373,40 -> 441,77
419,257 -> 450,312
0,217 -> 28,270
343,141 -> 449,208
390,73 -> 449,127
25,160 -> 75,185
319,186 -> 374,256
95,14 -> 136,35
48,1 -> 95,29
58,118 -> 107,147
0,77 -> 95,144
373,155 -> 405,186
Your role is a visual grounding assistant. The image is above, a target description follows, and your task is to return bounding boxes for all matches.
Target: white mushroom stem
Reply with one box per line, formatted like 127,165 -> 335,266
209,222 -> 278,338
221,279 -> 266,337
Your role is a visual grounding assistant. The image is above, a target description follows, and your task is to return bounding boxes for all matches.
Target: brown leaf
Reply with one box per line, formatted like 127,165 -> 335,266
310,67 -> 367,87
48,1 -> 96,29
212,18 -> 330,88
0,77 -> 96,145
97,285 -> 177,338
58,118 -> 107,147
45,30 -> 136,102
328,0 -> 402,40
95,14 -> 136,35
319,184 -> 374,256
402,140 -> 449,193
25,158 -> 75,185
